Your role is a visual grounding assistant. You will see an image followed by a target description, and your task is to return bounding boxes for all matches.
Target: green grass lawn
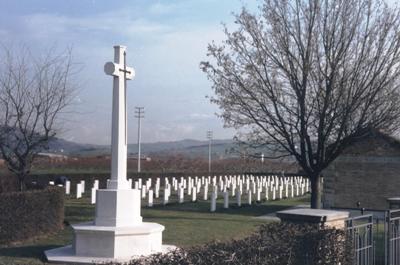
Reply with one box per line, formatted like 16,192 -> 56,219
0,193 -> 310,265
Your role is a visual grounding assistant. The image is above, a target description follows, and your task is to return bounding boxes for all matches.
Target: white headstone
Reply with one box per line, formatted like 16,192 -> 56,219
256,186 -> 261,202
285,184 -> 289,198
213,185 -> 218,199
93,180 -> 99,190
203,184 -> 208,201
80,180 -> 85,193
236,189 -> 241,207
247,191 -> 252,205
65,180 -> 71,195
76,183 -> 82,199
138,178 -> 142,189
91,188 -> 96,204
179,187 -> 184,203
163,188 -> 169,205
223,191 -> 229,209
210,191 -> 217,212
290,184 -> 294,198
148,189 -> 153,207
192,187 -> 197,202
141,185 -> 147,199
128,178 -> 132,189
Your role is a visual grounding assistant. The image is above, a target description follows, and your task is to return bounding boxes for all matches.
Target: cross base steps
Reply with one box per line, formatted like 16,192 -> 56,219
45,221 -> 175,264
45,244 -> 176,265
73,221 -> 165,257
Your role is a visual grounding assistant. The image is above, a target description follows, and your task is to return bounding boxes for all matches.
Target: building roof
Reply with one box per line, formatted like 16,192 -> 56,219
341,130 -> 400,156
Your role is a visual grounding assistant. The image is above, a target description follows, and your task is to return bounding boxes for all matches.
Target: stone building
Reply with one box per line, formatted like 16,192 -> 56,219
323,130 -> 400,210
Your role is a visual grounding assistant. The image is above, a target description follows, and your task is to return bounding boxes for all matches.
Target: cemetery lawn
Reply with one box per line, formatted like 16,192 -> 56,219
0,194 -> 310,265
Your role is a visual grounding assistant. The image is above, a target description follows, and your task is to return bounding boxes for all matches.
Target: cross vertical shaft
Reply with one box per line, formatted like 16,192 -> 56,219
104,45 -> 135,189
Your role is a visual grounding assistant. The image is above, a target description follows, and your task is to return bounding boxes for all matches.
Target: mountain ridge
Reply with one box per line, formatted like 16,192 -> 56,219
46,137 -> 236,158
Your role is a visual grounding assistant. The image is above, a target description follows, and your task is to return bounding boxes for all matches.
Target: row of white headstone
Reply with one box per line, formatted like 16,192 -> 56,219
59,175 -> 309,212
52,179 -> 98,203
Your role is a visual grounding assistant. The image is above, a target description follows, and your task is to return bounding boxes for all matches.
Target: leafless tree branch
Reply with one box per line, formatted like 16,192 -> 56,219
0,45 -> 78,191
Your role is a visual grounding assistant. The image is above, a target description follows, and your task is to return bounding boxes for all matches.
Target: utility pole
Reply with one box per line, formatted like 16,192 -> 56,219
207,130 -> 213,173
135,107 -> 144,173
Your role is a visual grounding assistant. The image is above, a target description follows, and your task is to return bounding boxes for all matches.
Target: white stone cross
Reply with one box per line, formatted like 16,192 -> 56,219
104,45 -> 135,190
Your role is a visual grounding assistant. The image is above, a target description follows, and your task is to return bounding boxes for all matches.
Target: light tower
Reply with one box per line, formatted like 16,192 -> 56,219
135,106 -> 144,173
207,130 -> 213,173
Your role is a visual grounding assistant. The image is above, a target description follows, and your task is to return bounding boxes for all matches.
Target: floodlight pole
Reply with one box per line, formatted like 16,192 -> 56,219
135,107 -> 144,173
207,130 -> 213,173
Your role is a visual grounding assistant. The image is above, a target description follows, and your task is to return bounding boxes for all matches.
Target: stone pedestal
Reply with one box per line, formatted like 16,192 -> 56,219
73,222 -> 164,258
45,188 -> 173,264
276,208 -> 350,229
95,189 -> 142,226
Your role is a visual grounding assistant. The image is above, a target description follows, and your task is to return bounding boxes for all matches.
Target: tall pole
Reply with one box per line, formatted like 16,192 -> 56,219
135,107 -> 144,173
207,130 -> 213,173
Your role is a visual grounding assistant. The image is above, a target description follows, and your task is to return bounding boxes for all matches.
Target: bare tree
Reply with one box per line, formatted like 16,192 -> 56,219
0,46 -> 77,191
201,0 -> 400,208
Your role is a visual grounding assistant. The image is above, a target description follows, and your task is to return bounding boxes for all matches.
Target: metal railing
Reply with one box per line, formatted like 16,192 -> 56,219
385,210 -> 400,265
346,214 -> 375,265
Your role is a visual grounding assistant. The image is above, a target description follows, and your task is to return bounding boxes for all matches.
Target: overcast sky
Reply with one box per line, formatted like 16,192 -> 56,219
0,0 -> 259,145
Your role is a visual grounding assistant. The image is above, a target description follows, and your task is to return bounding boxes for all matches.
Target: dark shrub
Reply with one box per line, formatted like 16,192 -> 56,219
102,222 -> 353,265
0,187 -> 64,245
0,174 -> 18,193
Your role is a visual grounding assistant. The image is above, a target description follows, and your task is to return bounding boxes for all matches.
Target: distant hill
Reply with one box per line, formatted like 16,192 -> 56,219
130,139 -> 237,159
47,138 -> 101,154
45,137 -> 291,160
45,137 -> 238,159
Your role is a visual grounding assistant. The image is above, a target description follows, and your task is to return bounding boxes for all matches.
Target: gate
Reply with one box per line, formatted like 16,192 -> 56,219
346,214 -> 375,265
385,209 -> 400,265
345,210 -> 400,265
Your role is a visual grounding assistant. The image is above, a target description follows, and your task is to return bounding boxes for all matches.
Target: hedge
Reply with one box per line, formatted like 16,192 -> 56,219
0,174 -> 18,193
0,187 -> 64,245
103,222 -> 353,265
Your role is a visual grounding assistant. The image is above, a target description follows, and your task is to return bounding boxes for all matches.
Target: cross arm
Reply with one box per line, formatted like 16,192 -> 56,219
104,62 -> 135,80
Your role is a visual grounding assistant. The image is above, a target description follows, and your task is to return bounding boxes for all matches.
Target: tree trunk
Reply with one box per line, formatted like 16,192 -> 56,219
18,174 -> 25,192
310,175 -> 322,209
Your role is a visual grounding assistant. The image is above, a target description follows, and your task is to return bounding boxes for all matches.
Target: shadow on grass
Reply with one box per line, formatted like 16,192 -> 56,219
0,244 -> 60,262
144,200 -> 300,217
144,214 -> 270,223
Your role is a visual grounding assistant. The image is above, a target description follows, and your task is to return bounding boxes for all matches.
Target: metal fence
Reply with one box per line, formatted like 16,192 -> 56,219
346,214 -> 375,265
385,209 -> 400,265
345,209 -> 400,265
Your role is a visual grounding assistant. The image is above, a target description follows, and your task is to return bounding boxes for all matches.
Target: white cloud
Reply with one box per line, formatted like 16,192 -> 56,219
188,113 -> 213,120
21,9 -> 172,43
148,2 -> 179,15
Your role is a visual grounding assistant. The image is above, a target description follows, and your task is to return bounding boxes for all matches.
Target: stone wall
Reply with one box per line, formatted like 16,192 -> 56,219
323,155 -> 400,210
